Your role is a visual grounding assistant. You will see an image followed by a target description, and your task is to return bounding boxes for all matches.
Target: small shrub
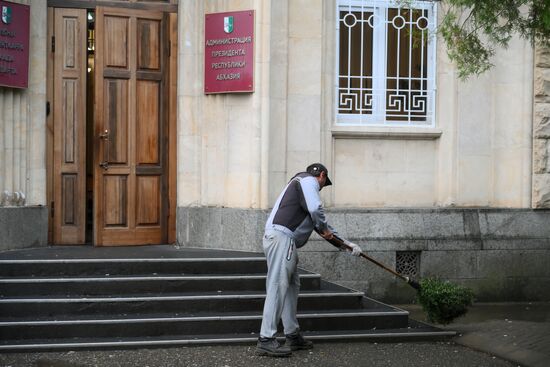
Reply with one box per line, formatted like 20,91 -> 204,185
417,277 -> 474,325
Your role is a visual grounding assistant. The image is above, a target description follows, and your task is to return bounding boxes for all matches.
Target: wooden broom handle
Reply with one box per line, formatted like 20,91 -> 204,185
327,234 -> 409,282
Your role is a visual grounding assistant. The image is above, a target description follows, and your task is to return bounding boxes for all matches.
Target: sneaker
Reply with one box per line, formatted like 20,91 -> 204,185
256,337 -> 292,357
285,330 -> 313,350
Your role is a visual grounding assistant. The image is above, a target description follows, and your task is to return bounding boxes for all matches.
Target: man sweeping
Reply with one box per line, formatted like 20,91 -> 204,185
256,163 -> 362,357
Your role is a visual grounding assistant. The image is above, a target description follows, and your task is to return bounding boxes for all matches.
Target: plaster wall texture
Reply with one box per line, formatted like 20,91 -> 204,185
177,0 -> 270,209
177,0 -> 328,210
451,36 -> 533,208
329,26 -> 533,208
177,1 -> 536,210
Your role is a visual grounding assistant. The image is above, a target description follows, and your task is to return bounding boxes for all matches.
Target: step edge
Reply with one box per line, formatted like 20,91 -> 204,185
0,331 -> 457,350
0,274 -> 320,283
0,311 -> 408,326
0,291 -> 365,303
0,257 -> 266,264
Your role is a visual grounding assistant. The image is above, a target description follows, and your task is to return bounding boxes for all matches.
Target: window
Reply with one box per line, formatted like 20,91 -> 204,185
337,0 -> 436,126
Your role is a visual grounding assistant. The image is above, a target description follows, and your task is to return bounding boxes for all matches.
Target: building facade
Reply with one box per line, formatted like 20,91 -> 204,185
1,0 -> 549,302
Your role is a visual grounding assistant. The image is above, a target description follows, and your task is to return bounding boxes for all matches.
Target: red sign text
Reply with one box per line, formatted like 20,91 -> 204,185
204,10 -> 254,94
0,0 -> 30,89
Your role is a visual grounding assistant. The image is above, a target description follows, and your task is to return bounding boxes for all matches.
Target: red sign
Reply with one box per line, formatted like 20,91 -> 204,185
204,10 -> 254,94
0,0 -> 29,89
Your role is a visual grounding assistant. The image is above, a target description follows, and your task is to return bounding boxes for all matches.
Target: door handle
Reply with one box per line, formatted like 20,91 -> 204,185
99,128 -> 110,170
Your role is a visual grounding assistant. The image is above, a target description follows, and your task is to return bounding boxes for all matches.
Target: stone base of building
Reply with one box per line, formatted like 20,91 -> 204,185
0,206 -> 48,252
177,207 -> 550,303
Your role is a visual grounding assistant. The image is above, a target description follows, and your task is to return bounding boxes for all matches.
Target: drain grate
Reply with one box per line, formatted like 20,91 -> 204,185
396,251 -> 420,277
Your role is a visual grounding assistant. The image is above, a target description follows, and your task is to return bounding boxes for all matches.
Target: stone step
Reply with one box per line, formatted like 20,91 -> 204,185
0,247 -> 453,352
0,272 -> 321,296
0,322 -> 455,352
0,290 -> 367,318
0,310 -> 410,341
0,257 -> 267,277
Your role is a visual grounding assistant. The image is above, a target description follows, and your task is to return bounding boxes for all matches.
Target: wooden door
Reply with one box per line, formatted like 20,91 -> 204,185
52,8 -> 87,244
94,7 -> 168,246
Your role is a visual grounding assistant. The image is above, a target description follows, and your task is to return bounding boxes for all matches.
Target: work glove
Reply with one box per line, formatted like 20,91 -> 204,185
344,241 -> 362,257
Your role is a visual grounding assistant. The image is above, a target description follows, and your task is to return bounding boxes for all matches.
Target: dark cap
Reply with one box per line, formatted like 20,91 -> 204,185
306,163 -> 332,186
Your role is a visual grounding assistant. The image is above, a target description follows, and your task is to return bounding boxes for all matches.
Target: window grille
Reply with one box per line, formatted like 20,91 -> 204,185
396,251 -> 421,277
336,0 -> 437,126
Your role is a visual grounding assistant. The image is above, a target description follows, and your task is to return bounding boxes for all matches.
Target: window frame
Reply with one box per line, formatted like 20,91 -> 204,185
335,0 -> 438,127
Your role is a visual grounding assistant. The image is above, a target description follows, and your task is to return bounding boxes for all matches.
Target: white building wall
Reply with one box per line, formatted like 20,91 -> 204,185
322,3 -> 533,209
177,0 -> 271,209
333,139 -> 437,206
452,36 -> 533,207
0,1 -> 538,213
286,0 -> 323,176
177,0 -> 534,210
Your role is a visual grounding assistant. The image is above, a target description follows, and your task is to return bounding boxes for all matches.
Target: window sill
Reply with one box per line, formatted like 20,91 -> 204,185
331,126 -> 442,140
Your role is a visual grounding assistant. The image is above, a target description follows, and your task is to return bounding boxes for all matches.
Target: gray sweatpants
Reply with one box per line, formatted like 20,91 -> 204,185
259,229 -> 301,338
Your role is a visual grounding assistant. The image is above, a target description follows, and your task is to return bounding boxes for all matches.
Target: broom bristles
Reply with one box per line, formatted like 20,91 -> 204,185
416,277 -> 474,325
407,278 -> 421,290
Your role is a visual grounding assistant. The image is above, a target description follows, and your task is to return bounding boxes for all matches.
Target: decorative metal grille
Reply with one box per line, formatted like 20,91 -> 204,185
337,0 -> 436,126
396,251 -> 420,276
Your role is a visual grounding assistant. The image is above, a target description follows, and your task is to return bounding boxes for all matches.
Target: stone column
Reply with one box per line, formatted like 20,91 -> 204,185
533,45 -> 550,208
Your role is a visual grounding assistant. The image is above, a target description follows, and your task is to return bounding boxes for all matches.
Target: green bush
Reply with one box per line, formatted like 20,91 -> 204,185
417,277 -> 475,325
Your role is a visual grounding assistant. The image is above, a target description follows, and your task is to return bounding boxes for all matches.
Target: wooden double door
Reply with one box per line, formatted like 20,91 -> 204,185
49,6 -> 176,246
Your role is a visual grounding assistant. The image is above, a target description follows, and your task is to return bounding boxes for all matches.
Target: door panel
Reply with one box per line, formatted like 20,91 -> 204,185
136,176 -> 160,225
137,19 -> 161,70
136,80 -> 160,164
104,16 -> 129,68
104,78 -> 129,163
53,8 -> 87,244
62,174 -> 77,224
103,175 -> 128,226
94,6 -> 167,245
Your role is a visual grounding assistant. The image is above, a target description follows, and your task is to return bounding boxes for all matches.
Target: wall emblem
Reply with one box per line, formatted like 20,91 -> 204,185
2,5 -> 11,24
224,16 -> 233,33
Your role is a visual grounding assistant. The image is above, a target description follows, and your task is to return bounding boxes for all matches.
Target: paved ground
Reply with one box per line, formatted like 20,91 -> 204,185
0,341 -> 518,367
2,302 -> 548,367
405,302 -> 550,367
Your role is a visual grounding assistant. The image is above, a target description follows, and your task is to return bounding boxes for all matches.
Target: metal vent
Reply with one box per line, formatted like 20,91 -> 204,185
396,251 -> 420,277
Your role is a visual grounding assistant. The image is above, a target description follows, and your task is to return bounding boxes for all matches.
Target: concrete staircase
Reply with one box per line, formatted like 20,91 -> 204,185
0,246 -> 453,351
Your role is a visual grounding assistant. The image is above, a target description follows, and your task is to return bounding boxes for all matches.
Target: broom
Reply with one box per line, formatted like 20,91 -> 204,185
327,234 -> 474,325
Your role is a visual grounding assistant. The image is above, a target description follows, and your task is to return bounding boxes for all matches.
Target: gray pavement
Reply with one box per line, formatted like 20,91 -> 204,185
2,302 -> 548,367
403,302 -> 550,367
0,341 -> 518,367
